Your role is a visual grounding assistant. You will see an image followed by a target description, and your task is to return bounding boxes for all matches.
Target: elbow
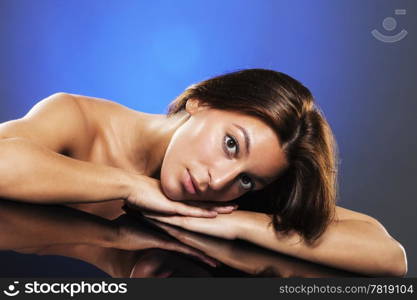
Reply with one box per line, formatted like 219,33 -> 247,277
385,241 -> 408,277
372,238 -> 408,277
365,218 -> 408,277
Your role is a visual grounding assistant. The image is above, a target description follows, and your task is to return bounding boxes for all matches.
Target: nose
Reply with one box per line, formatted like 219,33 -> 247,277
208,163 -> 243,192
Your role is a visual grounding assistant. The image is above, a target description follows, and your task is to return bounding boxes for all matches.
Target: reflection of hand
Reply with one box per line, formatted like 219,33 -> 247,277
142,210 -> 247,240
145,218 -> 230,250
129,249 -> 211,278
146,219 -> 357,278
111,214 -> 218,267
144,219 -> 259,274
125,175 -> 237,217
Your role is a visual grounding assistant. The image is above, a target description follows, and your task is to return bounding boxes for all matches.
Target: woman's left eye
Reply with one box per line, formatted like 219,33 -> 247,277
224,135 -> 238,156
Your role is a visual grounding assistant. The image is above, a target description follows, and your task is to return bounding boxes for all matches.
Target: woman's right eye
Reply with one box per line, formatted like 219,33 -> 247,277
224,135 -> 238,156
240,174 -> 254,190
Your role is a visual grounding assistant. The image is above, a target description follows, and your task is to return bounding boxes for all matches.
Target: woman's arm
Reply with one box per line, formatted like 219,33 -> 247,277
237,209 -> 407,277
0,93 -> 232,217
0,93 -> 132,204
0,137 -> 135,204
143,206 -> 408,277
0,199 -> 117,249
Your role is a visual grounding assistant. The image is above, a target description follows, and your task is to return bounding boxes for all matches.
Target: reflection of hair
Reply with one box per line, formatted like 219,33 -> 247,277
167,68 -> 340,245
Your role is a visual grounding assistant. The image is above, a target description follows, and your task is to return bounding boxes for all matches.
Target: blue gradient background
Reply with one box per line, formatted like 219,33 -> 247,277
0,0 -> 416,276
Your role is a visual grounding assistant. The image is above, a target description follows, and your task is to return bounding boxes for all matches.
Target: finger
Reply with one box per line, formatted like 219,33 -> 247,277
183,201 -> 238,214
144,214 -> 189,228
184,201 -> 238,209
212,205 -> 238,214
142,212 -> 204,233
172,202 -> 218,218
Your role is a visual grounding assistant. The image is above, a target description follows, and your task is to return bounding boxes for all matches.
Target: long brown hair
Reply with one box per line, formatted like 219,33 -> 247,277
167,68 -> 340,244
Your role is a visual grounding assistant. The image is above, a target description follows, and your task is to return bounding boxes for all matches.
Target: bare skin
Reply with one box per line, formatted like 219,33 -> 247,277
0,92 -> 408,276
0,199 -> 219,277
2,199 -> 356,278
0,93 -> 237,218
143,217 -> 359,277
142,209 -> 406,276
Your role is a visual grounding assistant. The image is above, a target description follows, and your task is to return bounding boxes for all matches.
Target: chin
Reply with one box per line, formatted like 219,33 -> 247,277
160,173 -> 182,201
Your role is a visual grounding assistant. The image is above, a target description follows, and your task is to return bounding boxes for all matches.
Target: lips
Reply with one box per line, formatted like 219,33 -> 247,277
183,168 -> 197,194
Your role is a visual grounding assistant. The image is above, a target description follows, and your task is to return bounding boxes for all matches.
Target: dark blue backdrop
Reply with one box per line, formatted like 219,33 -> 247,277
0,0 -> 416,276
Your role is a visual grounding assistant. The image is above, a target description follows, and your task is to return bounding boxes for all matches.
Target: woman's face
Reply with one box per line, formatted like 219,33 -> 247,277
160,99 -> 288,202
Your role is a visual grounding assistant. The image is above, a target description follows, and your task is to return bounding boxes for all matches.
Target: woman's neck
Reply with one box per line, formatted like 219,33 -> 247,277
127,110 -> 190,178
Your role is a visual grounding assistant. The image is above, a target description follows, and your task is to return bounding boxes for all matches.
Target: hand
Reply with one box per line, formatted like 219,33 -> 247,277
125,174 -> 238,217
111,214 -> 219,267
142,210 -> 247,240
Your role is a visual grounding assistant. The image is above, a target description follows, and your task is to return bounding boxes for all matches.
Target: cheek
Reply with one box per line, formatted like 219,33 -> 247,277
192,130 -> 223,165
159,126 -> 213,200
160,162 -> 179,200
159,140 -> 184,200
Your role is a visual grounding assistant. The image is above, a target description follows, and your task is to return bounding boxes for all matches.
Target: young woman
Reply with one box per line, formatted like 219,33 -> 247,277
0,68 -> 407,276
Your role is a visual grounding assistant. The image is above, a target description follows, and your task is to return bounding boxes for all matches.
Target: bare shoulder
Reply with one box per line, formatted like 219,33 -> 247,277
68,93 -> 133,117
0,92 -> 94,154
334,205 -> 382,227
0,92 -> 134,156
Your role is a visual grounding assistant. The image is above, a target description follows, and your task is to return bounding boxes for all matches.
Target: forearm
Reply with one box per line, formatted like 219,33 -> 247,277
237,211 -> 407,276
20,244 -> 132,278
0,201 -> 118,249
0,137 -> 132,204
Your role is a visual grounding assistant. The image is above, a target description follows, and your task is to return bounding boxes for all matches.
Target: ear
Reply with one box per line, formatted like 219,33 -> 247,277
185,98 -> 207,115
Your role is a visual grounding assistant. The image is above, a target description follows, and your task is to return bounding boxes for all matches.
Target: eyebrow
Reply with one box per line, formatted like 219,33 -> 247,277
232,123 -> 272,188
232,123 -> 250,155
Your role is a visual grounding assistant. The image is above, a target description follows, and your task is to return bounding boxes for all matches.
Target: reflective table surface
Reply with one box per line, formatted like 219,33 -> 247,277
0,199 -> 362,278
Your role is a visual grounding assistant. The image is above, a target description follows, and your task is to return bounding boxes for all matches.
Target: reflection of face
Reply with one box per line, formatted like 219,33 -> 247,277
160,99 -> 288,202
